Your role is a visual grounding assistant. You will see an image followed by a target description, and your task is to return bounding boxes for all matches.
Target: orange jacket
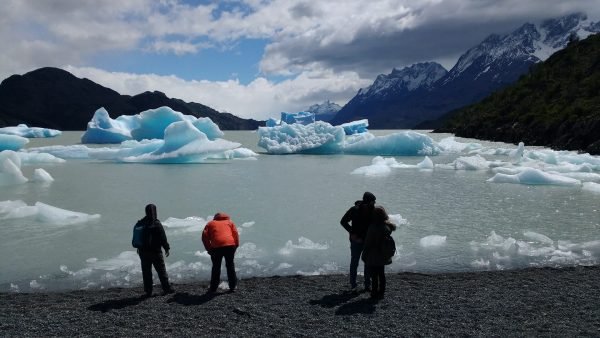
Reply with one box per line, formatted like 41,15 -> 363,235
202,212 -> 239,251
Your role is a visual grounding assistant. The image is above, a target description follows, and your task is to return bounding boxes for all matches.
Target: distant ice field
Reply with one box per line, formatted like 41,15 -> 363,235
0,131 -> 598,292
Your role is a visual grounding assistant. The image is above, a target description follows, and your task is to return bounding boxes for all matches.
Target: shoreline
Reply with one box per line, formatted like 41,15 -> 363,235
2,265 -> 600,336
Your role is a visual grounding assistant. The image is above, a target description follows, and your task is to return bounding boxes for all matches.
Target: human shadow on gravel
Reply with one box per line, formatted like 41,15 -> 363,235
309,291 -> 361,308
166,292 -> 221,306
334,298 -> 376,315
88,296 -> 146,313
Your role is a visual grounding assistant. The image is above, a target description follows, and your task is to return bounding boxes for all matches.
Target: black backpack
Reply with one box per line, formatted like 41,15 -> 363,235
132,222 -> 151,249
383,233 -> 396,262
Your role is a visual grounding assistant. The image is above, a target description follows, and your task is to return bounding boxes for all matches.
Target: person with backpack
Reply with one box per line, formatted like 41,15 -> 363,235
362,206 -> 397,300
202,212 -> 239,293
132,204 -> 174,297
340,191 -> 377,293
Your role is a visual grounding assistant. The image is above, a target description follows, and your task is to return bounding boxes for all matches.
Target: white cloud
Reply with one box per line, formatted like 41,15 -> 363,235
65,65 -> 370,120
1,0 -> 599,117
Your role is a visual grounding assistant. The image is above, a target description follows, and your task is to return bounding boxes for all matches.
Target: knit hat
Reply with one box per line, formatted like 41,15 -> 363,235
362,191 -> 376,203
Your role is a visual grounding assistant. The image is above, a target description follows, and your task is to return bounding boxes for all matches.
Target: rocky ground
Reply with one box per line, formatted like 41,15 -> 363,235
2,266 -> 600,336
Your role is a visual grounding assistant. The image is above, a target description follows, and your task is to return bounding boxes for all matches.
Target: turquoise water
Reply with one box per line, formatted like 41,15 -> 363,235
0,131 -> 598,291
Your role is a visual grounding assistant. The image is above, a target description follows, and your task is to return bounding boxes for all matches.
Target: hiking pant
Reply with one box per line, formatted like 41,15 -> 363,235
139,250 -> 171,294
369,265 -> 386,297
350,239 -> 371,289
210,245 -> 237,291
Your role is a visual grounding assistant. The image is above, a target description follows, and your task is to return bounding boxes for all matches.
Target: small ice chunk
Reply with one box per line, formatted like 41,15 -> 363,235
33,168 -> 54,183
419,235 -> 447,247
487,168 -> 581,186
582,182 -> 600,194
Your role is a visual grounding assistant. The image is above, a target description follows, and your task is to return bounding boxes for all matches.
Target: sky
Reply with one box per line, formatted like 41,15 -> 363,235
1,0 -> 599,121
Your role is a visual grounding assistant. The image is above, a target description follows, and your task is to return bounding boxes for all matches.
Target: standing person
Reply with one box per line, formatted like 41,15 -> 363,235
202,212 -> 240,293
340,191 -> 377,293
133,204 -> 174,297
362,206 -> 397,300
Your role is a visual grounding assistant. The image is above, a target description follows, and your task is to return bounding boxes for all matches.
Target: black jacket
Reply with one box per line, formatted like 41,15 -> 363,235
135,217 -> 170,253
362,221 -> 396,266
340,201 -> 374,240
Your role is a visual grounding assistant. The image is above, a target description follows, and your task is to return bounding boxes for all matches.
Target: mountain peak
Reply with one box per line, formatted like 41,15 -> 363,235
357,62 -> 447,98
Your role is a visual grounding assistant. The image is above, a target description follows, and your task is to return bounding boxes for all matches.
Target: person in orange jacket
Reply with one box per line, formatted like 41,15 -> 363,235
202,212 -> 239,293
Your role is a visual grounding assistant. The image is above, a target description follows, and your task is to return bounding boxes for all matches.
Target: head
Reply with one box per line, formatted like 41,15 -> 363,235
373,206 -> 389,224
362,191 -> 376,207
145,204 -> 157,221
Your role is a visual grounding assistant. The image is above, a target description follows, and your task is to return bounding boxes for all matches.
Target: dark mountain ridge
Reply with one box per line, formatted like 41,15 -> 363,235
0,67 -> 263,131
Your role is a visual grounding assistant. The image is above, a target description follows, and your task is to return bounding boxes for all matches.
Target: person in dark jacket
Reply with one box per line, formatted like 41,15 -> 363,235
340,191 -> 376,292
202,212 -> 240,293
134,204 -> 174,297
362,206 -> 396,300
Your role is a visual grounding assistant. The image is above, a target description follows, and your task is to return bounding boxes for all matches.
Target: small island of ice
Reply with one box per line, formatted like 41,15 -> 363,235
0,124 -> 61,138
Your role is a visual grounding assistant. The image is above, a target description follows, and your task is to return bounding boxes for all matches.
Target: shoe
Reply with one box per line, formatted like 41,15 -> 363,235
206,287 -> 218,294
141,292 -> 152,298
348,286 -> 359,294
362,287 -> 371,293
162,288 -> 175,295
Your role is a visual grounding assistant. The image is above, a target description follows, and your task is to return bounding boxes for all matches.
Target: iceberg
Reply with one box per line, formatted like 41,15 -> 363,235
257,121 -> 345,154
487,167 -> 581,186
0,124 -> 61,138
258,121 -> 440,156
0,200 -> 100,225
281,111 -> 315,125
90,120 -> 256,163
81,106 -> 224,144
0,134 -> 29,151
339,119 -> 369,135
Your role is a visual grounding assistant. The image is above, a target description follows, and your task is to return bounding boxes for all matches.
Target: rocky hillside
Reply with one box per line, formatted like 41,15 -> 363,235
0,67 -> 263,130
435,33 -> 600,155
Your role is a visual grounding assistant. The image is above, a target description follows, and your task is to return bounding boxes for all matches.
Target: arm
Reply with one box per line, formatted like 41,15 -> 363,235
157,222 -> 170,256
231,222 -> 240,247
340,207 -> 354,233
202,224 -> 212,251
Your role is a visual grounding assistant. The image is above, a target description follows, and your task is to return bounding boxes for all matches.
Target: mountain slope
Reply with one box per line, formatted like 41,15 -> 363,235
333,13 -> 599,129
0,67 -> 262,130
435,33 -> 600,155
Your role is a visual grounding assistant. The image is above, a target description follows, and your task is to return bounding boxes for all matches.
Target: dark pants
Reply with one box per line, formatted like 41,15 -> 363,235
210,246 -> 237,291
350,239 -> 371,289
369,265 -> 386,298
139,250 -> 171,294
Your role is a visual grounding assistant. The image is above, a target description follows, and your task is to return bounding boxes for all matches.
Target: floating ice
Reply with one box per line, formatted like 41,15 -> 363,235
27,145 -> 107,159
0,151 -> 28,185
352,156 -> 435,176
0,124 -> 61,138
90,121 -> 256,163
258,121 -> 345,154
281,111 -> 315,125
339,119 -> 369,135
279,237 -> 329,255
259,120 -> 440,155
583,182 -> 600,193
163,216 -> 208,233
32,168 -> 54,183
420,235 -> 447,247
487,167 -> 581,186
417,156 -> 434,169
470,231 -> 600,270
81,106 -> 224,144
438,137 -> 482,153
0,200 -> 100,225
0,134 -> 28,151
344,131 -> 441,156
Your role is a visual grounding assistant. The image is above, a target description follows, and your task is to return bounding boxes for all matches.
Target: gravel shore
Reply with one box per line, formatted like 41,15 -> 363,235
2,266 -> 600,337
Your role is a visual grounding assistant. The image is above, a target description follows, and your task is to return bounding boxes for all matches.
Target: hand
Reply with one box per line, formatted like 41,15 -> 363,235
165,250 -> 170,257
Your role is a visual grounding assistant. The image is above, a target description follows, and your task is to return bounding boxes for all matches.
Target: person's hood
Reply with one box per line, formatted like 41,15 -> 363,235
213,212 -> 230,221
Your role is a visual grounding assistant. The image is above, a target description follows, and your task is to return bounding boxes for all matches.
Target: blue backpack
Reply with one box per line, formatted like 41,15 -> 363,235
132,223 -> 149,249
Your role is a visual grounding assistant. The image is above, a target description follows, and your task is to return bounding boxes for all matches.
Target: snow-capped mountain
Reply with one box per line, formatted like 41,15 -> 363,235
332,13 -> 600,129
356,62 -> 447,100
306,100 -> 342,122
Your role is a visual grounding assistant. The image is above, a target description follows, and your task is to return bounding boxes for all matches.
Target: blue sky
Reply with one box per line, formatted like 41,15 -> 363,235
1,0 -> 599,120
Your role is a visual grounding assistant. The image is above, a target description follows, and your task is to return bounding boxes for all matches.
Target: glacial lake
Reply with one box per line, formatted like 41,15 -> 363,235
1,130 -> 598,292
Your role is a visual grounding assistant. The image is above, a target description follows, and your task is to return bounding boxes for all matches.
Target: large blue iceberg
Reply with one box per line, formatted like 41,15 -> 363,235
257,121 -> 441,156
266,111 -> 316,127
81,107 -> 223,144
0,124 -> 61,138
90,120 -> 256,163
